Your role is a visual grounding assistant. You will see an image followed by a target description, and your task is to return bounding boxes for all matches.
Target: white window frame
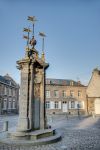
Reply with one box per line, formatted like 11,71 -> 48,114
8,98 -> 12,109
70,81 -> 74,86
54,101 -> 59,109
62,90 -> 66,98
54,90 -> 59,98
59,101 -> 61,109
78,91 -> 82,98
77,101 -> 84,109
70,90 -> 74,98
50,101 -> 54,109
3,98 -> 7,109
71,101 -> 75,109
9,88 -> 12,96
46,90 -> 51,98
46,101 -> 50,109
12,99 -> 16,109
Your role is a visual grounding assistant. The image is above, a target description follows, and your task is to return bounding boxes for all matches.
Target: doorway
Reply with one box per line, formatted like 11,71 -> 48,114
62,101 -> 68,112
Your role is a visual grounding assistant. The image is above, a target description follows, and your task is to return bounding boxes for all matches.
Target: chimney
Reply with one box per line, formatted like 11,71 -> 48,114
78,81 -> 81,85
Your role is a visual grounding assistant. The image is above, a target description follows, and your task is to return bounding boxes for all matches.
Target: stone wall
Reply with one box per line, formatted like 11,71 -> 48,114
87,97 -> 95,115
87,68 -> 100,97
87,68 -> 100,115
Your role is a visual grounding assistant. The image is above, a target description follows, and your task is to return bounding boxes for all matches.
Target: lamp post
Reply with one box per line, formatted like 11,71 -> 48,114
77,102 -> 80,119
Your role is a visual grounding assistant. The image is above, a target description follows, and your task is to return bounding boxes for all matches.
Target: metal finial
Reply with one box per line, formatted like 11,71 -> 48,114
27,16 -> 37,36
39,32 -> 46,52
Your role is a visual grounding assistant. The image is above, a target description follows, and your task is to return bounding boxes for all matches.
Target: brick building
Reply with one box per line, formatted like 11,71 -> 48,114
46,78 -> 87,115
0,74 -> 19,115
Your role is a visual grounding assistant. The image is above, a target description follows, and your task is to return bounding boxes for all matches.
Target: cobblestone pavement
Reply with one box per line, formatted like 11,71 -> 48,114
0,115 -> 18,131
0,115 -> 100,150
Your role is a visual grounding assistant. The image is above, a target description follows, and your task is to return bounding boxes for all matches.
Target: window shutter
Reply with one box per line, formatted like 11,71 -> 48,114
75,101 -> 78,109
68,101 -> 71,109
50,101 -> 54,109
82,101 -> 84,109
59,101 -> 61,109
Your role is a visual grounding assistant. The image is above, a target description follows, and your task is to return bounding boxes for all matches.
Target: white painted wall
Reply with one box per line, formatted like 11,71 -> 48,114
95,98 -> 100,114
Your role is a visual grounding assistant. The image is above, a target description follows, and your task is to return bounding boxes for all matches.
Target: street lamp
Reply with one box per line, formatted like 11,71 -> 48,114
77,102 -> 80,119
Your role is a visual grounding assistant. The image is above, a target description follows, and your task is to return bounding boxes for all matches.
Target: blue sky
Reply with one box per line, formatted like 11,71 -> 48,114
0,0 -> 100,85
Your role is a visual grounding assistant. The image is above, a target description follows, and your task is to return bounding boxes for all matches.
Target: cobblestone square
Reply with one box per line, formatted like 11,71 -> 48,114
0,115 -> 100,150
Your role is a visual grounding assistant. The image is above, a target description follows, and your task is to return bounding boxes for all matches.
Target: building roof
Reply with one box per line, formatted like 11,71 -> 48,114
0,74 -> 18,88
87,68 -> 100,97
46,78 -> 85,87
0,75 -> 10,85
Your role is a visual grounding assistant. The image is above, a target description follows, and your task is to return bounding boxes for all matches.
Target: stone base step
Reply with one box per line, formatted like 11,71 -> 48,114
8,129 -> 55,140
0,132 -> 61,146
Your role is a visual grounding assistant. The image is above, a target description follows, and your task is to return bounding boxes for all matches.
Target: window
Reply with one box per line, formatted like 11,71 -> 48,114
54,90 -> 59,98
9,88 -> 12,96
71,101 -> 75,108
54,101 -> 59,109
77,101 -> 84,109
46,101 -> 50,109
4,86 -> 7,95
62,90 -> 66,98
63,101 -> 67,104
70,90 -> 74,97
78,91 -> 81,98
12,99 -> 16,109
70,81 -> 74,86
8,98 -> 12,109
13,89 -> 15,96
3,98 -> 7,109
0,85 -> 1,95
9,81 -> 11,86
46,90 -> 50,98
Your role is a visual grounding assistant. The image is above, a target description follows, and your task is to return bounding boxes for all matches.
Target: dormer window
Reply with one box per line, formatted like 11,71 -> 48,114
62,90 -> 66,98
10,81 -> 11,85
70,90 -> 74,97
70,81 -> 73,86
78,90 -> 81,97
4,86 -> 7,95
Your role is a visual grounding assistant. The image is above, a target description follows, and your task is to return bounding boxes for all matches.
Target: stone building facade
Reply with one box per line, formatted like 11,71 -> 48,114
0,74 -> 19,115
46,78 -> 87,115
87,68 -> 100,115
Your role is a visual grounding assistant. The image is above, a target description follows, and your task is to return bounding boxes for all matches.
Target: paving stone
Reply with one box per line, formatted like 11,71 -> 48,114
0,115 -> 100,149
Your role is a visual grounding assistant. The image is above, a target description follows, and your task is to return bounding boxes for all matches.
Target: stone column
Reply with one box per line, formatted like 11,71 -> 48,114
17,60 -> 30,131
0,98 -> 1,115
29,62 -> 34,130
44,70 -> 47,128
40,68 -> 45,129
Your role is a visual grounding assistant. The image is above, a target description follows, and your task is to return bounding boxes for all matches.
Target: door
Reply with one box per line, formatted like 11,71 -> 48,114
62,101 -> 68,112
95,98 -> 100,114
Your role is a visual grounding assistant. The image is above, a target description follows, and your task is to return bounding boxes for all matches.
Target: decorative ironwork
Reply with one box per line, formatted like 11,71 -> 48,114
39,32 -> 46,52
27,16 -> 37,36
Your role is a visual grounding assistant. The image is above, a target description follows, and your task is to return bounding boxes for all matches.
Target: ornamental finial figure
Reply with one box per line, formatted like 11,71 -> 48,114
30,36 -> 37,48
